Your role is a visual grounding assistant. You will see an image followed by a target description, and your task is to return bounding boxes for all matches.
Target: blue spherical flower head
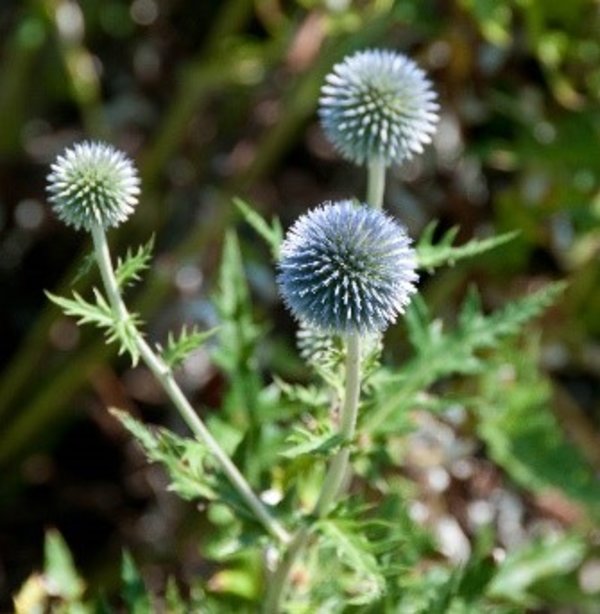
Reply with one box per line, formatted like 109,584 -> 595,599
47,141 -> 140,232
278,201 -> 418,335
319,49 -> 439,166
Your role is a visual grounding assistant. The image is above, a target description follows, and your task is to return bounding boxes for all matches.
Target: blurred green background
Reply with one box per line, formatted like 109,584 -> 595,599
0,0 -> 599,608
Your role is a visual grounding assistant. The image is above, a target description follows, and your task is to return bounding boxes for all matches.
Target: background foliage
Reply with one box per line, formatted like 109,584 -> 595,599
0,0 -> 599,610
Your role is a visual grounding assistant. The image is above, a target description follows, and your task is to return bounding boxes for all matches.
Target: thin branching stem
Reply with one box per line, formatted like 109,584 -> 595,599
90,223 -> 291,545
264,332 -> 362,612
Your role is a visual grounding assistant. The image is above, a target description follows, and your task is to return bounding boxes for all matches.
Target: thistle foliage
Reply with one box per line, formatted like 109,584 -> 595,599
46,288 -> 142,365
115,236 -> 155,289
159,326 -> 217,369
416,222 -> 520,271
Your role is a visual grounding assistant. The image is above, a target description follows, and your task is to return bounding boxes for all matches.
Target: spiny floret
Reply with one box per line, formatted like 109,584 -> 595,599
278,201 -> 418,335
297,319 -> 382,368
47,141 -> 140,231
319,49 -> 439,166
297,320 -> 340,366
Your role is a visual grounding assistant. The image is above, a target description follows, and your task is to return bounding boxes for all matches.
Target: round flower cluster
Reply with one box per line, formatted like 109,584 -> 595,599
319,49 -> 439,166
277,200 -> 418,335
47,141 -> 140,231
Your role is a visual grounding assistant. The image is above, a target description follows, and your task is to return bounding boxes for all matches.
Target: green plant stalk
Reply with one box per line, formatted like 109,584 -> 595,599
90,223 -> 290,545
314,332 -> 361,515
263,332 -> 362,612
366,157 -> 386,209
262,525 -> 310,613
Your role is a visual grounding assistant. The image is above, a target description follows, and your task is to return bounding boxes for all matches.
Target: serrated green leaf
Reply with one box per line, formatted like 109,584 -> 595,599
212,232 -> 262,373
280,427 -> 343,459
476,339 -> 600,519
112,408 -> 157,450
111,409 -> 217,501
487,535 -> 586,605
234,197 -> 282,259
212,231 -> 265,432
403,294 -> 442,353
47,289 -> 142,365
318,519 -> 385,604
369,282 -> 566,433
115,235 -> 155,289
107,316 -> 142,366
72,251 -> 97,284
457,285 -> 484,330
44,530 -> 85,602
47,289 -> 113,328
417,223 -> 519,270
159,325 -> 218,369
273,375 -> 332,410
122,552 -> 152,614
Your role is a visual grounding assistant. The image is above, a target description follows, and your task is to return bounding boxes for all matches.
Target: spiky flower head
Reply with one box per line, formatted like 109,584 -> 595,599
319,49 -> 439,166
278,200 -> 418,335
47,141 -> 140,231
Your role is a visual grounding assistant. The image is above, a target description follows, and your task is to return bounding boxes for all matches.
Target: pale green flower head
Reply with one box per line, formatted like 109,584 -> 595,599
47,141 -> 140,232
319,49 -> 439,166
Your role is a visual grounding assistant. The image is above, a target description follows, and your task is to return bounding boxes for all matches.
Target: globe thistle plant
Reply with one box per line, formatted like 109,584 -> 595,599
319,49 -> 439,167
47,141 -> 140,232
277,200 -> 418,335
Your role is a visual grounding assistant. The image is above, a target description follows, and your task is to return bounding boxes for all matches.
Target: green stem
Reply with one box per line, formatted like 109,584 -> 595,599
90,224 -> 290,545
314,332 -> 361,516
263,333 -> 362,611
366,157 -> 386,209
262,526 -> 310,614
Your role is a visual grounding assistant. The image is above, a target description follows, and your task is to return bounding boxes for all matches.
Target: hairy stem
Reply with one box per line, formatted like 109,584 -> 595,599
264,333 -> 362,611
90,223 -> 290,545
366,157 -> 386,209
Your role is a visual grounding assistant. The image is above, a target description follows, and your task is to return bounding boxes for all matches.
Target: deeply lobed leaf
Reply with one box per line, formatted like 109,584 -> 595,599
368,281 -> 566,433
115,235 -> 155,289
159,325 -> 218,369
47,288 -> 142,365
417,222 -> 519,271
